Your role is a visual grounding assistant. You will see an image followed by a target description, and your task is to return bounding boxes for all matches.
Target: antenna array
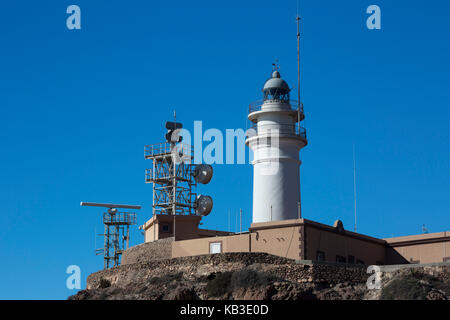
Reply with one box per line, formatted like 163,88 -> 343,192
144,121 -> 214,238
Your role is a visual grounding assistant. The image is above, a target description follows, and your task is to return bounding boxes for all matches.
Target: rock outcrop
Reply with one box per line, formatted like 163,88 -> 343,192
121,237 -> 173,265
69,252 -> 449,300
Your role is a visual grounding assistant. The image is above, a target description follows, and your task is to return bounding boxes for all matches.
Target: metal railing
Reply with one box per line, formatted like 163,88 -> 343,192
247,124 -> 307,140
103,212 -> 137,225
249,99 -> 304,115
145,164 -> 195,183
144,142 -> 193,158
145,168 -> 153,182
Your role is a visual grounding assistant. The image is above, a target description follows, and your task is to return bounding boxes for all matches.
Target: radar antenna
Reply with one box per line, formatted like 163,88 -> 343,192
80,202 -> 140,269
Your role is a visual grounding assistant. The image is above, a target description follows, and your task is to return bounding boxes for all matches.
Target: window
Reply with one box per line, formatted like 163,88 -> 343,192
161,223 -> 170,233
209,242 -> 222,254
336,255 -> 346,263
316,251 -> 325,262
348,255 -> 355,264
443,257 -> 450,263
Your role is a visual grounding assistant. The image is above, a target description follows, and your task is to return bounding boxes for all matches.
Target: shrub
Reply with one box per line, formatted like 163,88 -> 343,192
98,278 -> 111,289
148,272 -> 183,285
206,272 -> 233,297
231,268 -> 275,290
381,275 -> 429,300
206,269 -> 277,297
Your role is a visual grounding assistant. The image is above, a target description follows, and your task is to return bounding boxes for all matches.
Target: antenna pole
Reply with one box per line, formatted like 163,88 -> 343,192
353,144 -> 357,232
296,10 -> 303,220
240,208 -> 242,234
297,14 -> 301,108
296,6 -> 302,130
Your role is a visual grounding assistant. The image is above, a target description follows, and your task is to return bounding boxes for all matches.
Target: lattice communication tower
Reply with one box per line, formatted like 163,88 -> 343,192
144,121 -> 213,218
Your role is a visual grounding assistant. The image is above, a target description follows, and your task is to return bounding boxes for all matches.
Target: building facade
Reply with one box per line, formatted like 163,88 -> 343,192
161,217 -> 449,265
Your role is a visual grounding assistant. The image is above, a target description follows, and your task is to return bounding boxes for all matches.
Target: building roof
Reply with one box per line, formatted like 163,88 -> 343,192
262,70 -> 290,93
384,231 -> 449,246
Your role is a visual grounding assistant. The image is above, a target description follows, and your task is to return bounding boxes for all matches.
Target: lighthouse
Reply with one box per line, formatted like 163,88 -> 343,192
245,69 -> 307,223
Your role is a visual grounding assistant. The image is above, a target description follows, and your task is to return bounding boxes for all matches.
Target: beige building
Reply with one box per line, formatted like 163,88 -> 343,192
141,214 -> 232,242
141,214 -> 450,265
385,232 -> 450,264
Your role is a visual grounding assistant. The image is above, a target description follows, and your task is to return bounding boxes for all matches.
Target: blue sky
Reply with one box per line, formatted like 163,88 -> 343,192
0,0 -> 449,299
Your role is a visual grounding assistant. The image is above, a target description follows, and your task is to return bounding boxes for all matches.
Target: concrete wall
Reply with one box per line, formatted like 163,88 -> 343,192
250,219 -> 387,264
385,232 -> 450,264
172,219 -> 302,260
304,224 -> 386,265
172,234 -> 250,258
143,214 -> 202,242
143,214 -> 232,242
250,219 -> 302,260
172,219 -> 387,264
172,220 -> 304,260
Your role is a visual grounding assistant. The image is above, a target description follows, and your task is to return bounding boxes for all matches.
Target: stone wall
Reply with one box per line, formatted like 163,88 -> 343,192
88,252 -> 368,290
121,237 -> 173,265
364,263 -> 450,300
375,263 -> 450,287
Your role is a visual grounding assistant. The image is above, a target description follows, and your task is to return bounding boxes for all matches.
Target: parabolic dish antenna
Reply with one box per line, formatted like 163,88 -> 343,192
195,195 -> 213,216
193,164 -> 213,184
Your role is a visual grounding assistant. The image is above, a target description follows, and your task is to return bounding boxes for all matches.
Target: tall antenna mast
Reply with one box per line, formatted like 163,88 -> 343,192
353,144 -> 357,232
296,3 -> 303,219
297,12 -> 301,108
240,208 -> 242,234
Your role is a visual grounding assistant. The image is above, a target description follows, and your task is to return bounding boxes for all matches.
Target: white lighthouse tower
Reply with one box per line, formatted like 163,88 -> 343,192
245,69 -> 307,223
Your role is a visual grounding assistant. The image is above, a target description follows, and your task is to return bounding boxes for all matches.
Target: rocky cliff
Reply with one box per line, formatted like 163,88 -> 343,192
69,252 -> 449,300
